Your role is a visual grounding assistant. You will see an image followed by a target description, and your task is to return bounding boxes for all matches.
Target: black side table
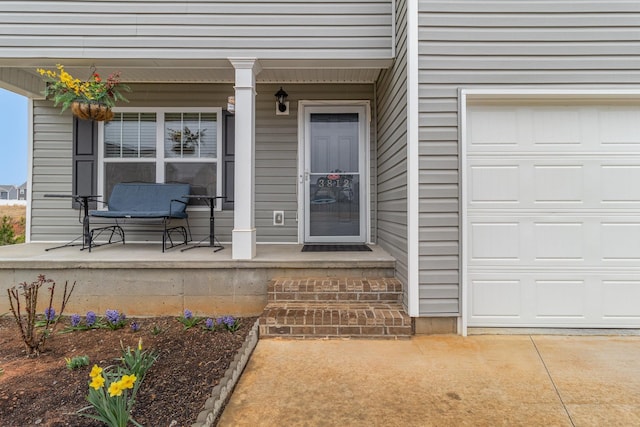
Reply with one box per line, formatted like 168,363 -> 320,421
44,194 -> 100,251
181,195 -> 225,252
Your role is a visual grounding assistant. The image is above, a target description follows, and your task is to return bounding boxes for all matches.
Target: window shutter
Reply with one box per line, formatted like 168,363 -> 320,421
72,117 -> 98,209
222,112 -> 235,210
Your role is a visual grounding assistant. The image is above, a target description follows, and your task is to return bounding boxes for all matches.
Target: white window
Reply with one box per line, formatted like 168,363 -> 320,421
99,107 -> 222,208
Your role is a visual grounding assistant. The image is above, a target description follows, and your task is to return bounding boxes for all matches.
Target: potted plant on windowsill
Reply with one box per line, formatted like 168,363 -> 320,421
36,64 -> 130,122
168,126 -> 206,154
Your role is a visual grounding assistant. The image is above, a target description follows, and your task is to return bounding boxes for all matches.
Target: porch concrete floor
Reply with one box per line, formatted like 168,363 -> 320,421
218,335 -> 640,426
0,242 -> 395,268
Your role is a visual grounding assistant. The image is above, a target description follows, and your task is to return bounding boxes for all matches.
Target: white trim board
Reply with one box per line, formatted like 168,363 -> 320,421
406,0 -> 420,318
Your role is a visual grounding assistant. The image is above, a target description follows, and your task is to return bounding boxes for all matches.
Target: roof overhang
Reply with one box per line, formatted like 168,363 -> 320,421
0,57 -> 393,97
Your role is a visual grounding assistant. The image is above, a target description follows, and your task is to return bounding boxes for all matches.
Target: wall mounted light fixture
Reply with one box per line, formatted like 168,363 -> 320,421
274,87 -> 289,115
227,96 -> 235,114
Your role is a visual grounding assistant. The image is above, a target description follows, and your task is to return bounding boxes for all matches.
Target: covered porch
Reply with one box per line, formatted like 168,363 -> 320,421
0,242 -> 396,317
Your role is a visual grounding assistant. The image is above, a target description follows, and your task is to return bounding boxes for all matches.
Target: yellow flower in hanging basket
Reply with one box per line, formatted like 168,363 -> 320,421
36,64 -> 130,122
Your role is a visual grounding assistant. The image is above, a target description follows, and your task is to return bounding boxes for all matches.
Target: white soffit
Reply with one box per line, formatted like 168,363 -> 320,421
17,66 -> 381,84
9,58 -> 388,84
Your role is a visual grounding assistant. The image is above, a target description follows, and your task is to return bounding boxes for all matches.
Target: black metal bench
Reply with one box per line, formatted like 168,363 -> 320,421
88,183 -> 191,252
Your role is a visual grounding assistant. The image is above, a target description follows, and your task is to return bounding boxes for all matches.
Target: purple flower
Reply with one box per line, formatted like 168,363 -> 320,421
105,309 -> 120,325
44,307 -> 56,321
85,311 -> 96,327
216,315 -> 239,331
183,309 -> 193,320
130,321 -> 140,332
205,318 -> 214,329
223,316 -> 235,327
119,312 -> 126,322
70,314 -> 81,327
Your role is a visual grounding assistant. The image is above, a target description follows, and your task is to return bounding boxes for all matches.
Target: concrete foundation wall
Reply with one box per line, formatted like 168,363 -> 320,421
414,317 -> 457,335
1,265 -> 395,317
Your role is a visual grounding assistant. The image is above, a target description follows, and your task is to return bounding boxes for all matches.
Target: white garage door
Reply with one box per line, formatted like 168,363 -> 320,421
465,103 -> 640,328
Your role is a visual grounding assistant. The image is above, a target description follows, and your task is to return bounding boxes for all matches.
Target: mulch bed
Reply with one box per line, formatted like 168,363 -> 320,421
0,315 -> 257,426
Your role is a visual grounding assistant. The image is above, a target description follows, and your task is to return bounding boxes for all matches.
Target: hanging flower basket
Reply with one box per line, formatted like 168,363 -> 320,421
71,100 -> 114,122
37,64 -> 130,122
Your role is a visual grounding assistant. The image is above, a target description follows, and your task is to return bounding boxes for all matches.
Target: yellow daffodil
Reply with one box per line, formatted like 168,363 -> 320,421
90,374 -> 105,390
89,365 -> 103,378
120,374 -> 137,390
108,381 -> 123,397
138,338 -> 143,351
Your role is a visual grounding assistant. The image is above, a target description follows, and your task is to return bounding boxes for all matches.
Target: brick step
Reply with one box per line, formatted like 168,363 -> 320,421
268,277 -> 403,303
259,302 -> 412,339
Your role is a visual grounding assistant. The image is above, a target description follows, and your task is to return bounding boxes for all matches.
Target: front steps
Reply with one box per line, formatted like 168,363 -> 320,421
259,277 -> 412,339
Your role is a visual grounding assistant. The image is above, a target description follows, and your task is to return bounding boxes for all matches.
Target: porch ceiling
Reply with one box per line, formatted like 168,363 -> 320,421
1,57 -> 388,96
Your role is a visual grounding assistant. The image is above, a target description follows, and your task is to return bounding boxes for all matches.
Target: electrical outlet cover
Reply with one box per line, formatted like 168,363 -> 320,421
273,211 -> 284,225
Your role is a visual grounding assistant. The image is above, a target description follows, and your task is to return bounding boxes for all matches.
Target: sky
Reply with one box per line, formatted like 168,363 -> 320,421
0,88 -> 28,186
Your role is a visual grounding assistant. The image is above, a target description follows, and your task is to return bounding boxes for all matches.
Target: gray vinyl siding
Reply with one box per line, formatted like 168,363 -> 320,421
0,1 -> 392,60
0,68 -> 41,97
255,84 -> 376,243
417,0 -> 640,316
31,83 -> 376,244
375,0 -> 408,306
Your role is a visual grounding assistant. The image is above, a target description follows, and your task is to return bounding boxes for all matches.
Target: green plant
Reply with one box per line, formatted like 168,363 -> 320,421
37,64 -> 130,112
80,365 -> 141,427
168,126 -> 206,151
0,215 -> 17,246
151,324 -> 166,336
6,275 -> 75,356
217,315 -> 241,332
120,339 -> 158,385
177,309 -> 201,330
105,309 -> 127,330
66,355 -> 90,370
202,317 -> 216,331
60,311 -> 105,333
15,217 -> 25,243
78,340 -> 157,427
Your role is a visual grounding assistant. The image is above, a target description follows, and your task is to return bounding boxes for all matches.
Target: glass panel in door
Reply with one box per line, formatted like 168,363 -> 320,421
307,113 -> 361,240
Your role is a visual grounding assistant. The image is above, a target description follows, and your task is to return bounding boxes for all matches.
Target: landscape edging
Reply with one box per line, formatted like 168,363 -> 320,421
192,318 -> 260,427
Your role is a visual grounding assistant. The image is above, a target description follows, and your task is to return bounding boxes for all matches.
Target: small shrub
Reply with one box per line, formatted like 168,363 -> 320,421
0,215 -> 16,246
15,217 -> 25,243
6,275 -> 75,356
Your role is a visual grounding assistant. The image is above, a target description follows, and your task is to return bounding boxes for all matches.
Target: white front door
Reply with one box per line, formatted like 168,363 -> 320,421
301,104 -> 368,243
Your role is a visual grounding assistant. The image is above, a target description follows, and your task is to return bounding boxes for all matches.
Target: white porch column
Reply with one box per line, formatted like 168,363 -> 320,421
229,58 -> 261,259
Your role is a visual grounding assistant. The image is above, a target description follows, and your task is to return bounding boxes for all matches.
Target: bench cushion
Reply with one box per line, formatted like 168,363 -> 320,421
89,183 -> 190,219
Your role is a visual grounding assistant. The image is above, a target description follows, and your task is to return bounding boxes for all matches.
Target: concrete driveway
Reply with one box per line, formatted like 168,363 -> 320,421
218,335 -> 640,426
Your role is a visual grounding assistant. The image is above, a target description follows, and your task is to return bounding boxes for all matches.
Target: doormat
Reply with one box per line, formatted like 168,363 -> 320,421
302,244 -> 372,252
